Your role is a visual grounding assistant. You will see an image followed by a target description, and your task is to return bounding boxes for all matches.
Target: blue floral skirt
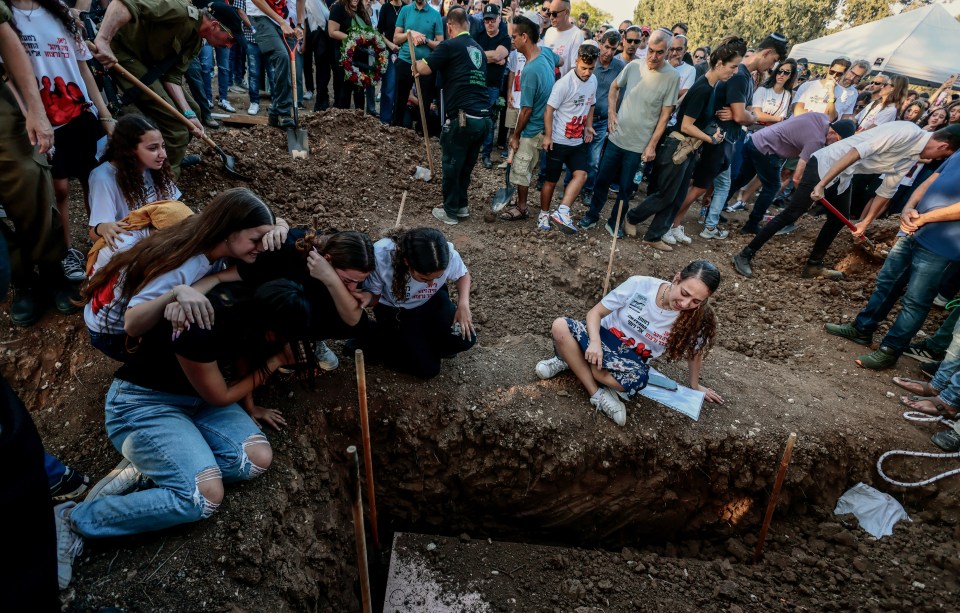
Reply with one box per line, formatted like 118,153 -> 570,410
563,317 -> 650,396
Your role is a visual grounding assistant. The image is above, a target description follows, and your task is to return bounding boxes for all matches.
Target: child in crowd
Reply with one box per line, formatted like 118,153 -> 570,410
81,188 -> 286,361
88,115 -> 182,249
537,260 -> 724,426
3,0 -> 114,281
541,42 -> 598,233
55,277 -> 312,589
362,227 -> 476,379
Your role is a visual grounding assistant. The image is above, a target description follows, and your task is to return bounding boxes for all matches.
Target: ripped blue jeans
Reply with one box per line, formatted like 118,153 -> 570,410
68,379 -> 269,539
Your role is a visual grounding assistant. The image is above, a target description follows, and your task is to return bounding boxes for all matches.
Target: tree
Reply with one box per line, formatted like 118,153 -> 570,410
633,0 -> 840,50
838,0 -> 893,28
571,1 -> 614,29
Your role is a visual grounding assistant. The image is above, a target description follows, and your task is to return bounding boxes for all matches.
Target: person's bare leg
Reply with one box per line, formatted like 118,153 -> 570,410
742,176 -> 761,202
671,185 -> 707,228
516,185 -> 529,213
540,181 -> 557,212
590,365 -> 625,391
550,318 -> 601,396
54,177 -> 71,246
562,170 -> 587,206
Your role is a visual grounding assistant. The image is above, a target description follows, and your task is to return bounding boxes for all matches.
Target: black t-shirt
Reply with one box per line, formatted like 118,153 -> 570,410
474,27 -> 511,87
714,64 -> 753,141
377,1 -> 402,48
426,32 -> 489,116
329,3 -> 371,56
670,75 -> 716,135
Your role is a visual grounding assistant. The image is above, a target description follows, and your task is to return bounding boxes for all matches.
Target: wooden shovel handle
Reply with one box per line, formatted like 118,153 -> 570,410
408,37 -> 434,176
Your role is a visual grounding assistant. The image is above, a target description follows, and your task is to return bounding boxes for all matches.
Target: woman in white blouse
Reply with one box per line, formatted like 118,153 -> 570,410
856,74 -> 908,131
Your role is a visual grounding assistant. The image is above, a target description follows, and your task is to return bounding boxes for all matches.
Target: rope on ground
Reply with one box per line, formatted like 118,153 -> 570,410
876,448 -> 960,488
902,411 -> 957,428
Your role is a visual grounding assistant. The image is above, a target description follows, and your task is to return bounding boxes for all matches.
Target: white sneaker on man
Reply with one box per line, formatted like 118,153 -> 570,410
699,226 -> 729,240
673,225 -> 693,244
247,102 -> 260,115
550,205 -> 578,234
537,211 -> 551,231
55,502 -> 83,589
661,229 -> 678,245
536,356 -> 569,379
590,387 -> 626,426
218,98 -> 236,113
315,341 -> 340,371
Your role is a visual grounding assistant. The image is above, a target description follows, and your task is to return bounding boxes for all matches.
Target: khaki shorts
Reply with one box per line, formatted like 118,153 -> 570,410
510,133 -> 543,187
504,107 -> 520,130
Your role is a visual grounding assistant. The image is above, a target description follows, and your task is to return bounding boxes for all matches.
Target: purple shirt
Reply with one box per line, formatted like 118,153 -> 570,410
750,112 -> 831,161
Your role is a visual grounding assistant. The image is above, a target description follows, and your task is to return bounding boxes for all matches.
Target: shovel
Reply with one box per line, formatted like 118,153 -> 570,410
491,151 -> 515,212
408,38 -> 434,182
91,47 -> 251,181
818,197 -> 878,254
286,42 -> 309,158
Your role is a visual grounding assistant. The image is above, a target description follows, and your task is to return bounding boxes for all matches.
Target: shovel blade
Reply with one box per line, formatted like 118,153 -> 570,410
287,128 -> 309,157
213,147 -> 252,181
491,186 -> 516,212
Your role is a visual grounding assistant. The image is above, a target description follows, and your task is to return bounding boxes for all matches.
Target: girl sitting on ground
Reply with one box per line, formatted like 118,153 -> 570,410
362,227 -> 476,379
54,278 -> 314,590
82,188 -> 286,361
88,115 -> 182,249
536,260 -> 724,426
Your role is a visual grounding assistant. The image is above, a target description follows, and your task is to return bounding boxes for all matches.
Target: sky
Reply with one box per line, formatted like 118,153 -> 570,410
589,0 -> 635,23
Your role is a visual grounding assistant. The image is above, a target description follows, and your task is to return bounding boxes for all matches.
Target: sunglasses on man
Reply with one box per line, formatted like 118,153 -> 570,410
828,68 -> 845,78
548,9 -> 568,17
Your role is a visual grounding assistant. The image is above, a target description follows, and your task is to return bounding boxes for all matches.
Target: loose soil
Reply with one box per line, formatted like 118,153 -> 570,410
8,108 -> 960,611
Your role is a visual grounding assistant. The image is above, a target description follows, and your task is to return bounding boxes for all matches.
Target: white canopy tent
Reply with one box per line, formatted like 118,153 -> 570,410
789,4 -> 960,87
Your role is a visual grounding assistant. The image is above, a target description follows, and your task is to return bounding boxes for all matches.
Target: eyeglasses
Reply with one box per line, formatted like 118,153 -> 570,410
828,69 -> 845,78
625,38 -> 640,44
548,9 -> 567,17
693,54 -> 705,60
881,82 -> 894,88
848,71 -> 865,84
539,6 -> 549,12
776,69 -> 792,76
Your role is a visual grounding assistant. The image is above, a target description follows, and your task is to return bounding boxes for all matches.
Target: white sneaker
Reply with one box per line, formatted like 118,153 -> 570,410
315,341 -> 339,371
86,458 -> 143,501
661,228 -> 678,245
590,387 -> 626,426
725,200 -> 747,213
432,207 -> 459,225
933,293 -> 948,308
55,502 -> 83,589
62,247 -> 87,281
218,98 -> 236,113
536,356 -> 569,379
537,211 -> 551,231
550,205 -> 578,234
699,226 -> 729,240
247,102 -> 260,115
303,90 -> 314,100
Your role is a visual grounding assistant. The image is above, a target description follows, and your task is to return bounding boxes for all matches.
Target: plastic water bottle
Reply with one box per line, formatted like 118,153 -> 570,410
633,160 -> 646,185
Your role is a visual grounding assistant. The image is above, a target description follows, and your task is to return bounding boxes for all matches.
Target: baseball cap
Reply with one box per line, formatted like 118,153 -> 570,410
830,119 -> 856,140
196,0 -> 245,41
482,4 -> 500,19
640,25 -> 651,34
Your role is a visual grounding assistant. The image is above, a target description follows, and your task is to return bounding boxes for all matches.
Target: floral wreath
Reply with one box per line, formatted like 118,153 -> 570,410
341,27 -> 389,88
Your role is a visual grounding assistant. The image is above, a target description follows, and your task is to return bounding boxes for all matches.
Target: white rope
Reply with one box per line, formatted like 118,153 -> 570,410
877,448 -> 960,488
902,411 -> 957,428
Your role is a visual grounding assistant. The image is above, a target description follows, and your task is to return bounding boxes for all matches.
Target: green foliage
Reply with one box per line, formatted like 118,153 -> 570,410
571,1 -> 614,29
632,0 -> 840,49
838,0 -> 893,28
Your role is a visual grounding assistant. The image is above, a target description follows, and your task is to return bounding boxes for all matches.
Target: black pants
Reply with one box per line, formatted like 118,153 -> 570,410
0,377 -> 58,609
372,286 -> 477,379
744,157 -> 851,264
392,59 -> 435,128
302,25 -> 333,109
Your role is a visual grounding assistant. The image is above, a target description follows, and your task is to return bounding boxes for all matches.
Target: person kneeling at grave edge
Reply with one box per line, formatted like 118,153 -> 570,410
536,260 -> 724,426
356,227 -> 476,379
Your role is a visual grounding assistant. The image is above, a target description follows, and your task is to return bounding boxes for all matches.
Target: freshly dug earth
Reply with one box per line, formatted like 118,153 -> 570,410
6,109 -> 959,611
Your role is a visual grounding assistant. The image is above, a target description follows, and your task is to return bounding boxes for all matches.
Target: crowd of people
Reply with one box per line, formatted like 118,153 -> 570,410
2,0 -> 960,602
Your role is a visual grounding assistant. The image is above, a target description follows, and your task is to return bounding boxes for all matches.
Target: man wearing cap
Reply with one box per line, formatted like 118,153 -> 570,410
412,7 -> 491,225
731,114 -> 855,235
91,0 -> 244,175
474,3 -> 510,169
733,122 -> 960,282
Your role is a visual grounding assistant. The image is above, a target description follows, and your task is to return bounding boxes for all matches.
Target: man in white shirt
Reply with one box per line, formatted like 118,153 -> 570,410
667,32 -> 694,100
542,0 -> 583,77
634,25 -> 649,61
792,57 -> 850,120
733,122 -> 960,280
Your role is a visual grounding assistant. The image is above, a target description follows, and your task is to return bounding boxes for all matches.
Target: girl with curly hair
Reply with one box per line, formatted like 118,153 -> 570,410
88,115 -> 181,249
361,226 -> 476,379
537,260 -> 723,426
3,0 -> 114,280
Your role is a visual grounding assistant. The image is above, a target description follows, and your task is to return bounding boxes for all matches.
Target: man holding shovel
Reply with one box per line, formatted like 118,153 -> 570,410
411,7 -> 491,225
246,0 -> 305,130
91,0 -> 245,176
732,122 -> 960,281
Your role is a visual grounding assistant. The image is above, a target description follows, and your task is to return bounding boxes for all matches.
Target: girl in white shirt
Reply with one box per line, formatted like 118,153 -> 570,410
537,260 -> 723,426
88,115 -> 182,249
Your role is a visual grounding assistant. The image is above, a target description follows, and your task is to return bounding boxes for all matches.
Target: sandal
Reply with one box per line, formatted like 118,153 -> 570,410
499,205 -> 529,221
892,376 -> 937,396
899,395 -> 959,418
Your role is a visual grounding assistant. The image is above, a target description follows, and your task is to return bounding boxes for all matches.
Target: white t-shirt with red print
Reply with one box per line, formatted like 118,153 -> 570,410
365,238 -> 468,309
600,276 -> 680,360
546,68 -> 597,146
506,49 -> 526,110
8,6 -> 98,128
542,25 -> 583,78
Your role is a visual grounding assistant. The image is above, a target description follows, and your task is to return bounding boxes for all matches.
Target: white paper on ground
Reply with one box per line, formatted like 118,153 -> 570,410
834,482 -> 911,539
637,367 -> 705,421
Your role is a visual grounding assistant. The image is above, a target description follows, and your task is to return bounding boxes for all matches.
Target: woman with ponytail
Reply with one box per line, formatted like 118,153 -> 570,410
537,260 -> 723,426
361,226 -> 476,379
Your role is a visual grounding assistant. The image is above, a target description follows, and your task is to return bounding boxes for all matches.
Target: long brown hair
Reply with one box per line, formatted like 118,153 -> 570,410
81,188 -> 275,315
103,115 -> 178,210
662,260 -> 721,362
295,229 -> 375,271
338,0 -> 371,25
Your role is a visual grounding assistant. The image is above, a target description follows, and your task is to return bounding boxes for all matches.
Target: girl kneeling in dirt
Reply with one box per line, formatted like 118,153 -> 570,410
82,188 -> 288,361
362,227 -> 476,379
234,227 -> 376,371
53,278 -> 314,589
536,260 -> 724,426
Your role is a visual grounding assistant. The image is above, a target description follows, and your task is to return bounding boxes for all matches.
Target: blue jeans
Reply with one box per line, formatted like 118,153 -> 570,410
246,40 -> 262,104
44,451 -> 65,487
729,138 -> 782,227
230,42 -> 246,86
200,45 -> 232,102
584,139 -> 644,227
704,166 -> 731,228
565,118 -> 607,192
481,86 -> 500,158
932,315 -> 960,406
379,53 -> 397,124
68,380 -> 269,538
853,236 -> 953,353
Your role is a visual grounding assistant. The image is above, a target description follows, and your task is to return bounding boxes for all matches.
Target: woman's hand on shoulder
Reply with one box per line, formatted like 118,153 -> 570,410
96,221 -> 130,250
697,384 -> 724,404
172,284 -> 215,330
